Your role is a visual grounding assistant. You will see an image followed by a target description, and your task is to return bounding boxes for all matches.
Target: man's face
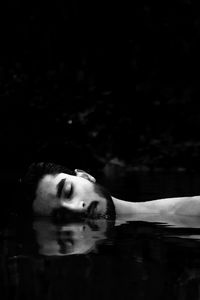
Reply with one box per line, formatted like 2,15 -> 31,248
33,172 -> 112,219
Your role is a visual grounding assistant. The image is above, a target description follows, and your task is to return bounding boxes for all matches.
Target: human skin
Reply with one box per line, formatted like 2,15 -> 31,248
33,170 -> 110,218
112,195 -> 200,227
33,169 -> 200,227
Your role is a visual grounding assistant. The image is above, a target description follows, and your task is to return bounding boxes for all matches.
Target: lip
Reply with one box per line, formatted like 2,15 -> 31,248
87,201 -> 98,219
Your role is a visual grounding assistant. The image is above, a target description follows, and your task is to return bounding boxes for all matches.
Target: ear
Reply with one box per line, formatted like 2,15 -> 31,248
75,169 -> 96,183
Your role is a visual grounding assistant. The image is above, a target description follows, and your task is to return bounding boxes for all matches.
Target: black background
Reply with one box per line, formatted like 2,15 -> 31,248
1,2 -> 200,186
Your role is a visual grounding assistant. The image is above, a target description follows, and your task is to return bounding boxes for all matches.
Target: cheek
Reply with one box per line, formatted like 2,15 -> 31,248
74,185 -> 93,200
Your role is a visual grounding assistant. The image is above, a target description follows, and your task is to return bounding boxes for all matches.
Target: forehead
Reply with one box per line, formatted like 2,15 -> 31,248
40,173 -> 67,186
37,172 -> 98,198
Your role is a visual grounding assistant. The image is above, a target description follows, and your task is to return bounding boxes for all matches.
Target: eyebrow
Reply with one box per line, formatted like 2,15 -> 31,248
56,178 -> 66,198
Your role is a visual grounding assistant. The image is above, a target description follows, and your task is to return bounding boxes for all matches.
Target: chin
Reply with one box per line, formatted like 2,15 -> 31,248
93,183 -> 116,220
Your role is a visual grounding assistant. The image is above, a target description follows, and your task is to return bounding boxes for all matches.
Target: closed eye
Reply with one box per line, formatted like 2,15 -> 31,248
56,178 -> 66,198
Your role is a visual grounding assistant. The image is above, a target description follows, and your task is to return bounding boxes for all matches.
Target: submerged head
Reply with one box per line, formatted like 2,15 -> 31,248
21,162 -> 116,220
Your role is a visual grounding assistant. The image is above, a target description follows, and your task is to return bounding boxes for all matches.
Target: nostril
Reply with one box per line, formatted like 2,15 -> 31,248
82,202 -> 85,207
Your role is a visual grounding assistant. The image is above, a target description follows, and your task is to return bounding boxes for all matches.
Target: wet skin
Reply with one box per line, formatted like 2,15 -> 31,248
33,172 -> 108,219
32,170 -> 200,226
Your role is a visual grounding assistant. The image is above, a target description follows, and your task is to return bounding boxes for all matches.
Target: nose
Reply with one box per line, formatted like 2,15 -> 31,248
61,200 -> 85,211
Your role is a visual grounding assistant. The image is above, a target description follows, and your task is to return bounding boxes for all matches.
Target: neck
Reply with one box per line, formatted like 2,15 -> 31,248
112,197 -> 161,217
111,196 -> 200,228
111,196 -> 172,220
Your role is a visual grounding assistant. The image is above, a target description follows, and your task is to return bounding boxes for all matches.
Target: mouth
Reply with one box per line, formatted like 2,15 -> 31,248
87,201 -> 98,219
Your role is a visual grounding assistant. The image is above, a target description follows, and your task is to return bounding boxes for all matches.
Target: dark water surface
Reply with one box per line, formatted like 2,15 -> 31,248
2,172 -> 200,300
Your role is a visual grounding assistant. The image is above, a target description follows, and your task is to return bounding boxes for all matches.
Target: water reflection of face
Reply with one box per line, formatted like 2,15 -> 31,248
33,218 -> 112,256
